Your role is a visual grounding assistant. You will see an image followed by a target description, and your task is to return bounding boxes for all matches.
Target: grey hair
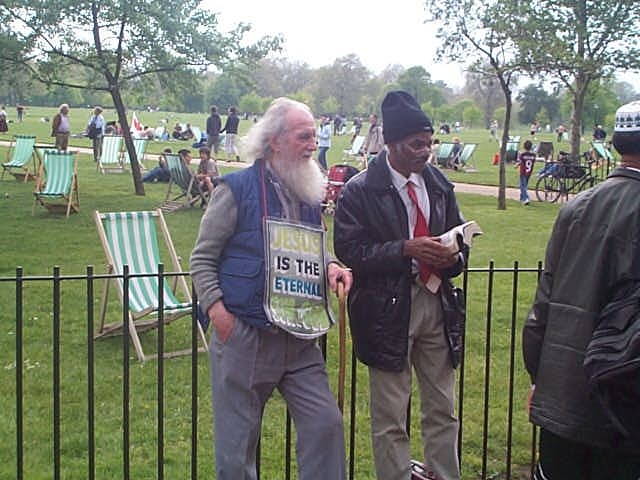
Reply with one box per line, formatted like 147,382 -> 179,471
241,97 -> 313,161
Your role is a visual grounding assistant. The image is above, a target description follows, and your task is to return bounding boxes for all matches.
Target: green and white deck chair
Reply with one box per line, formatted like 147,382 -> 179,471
122,138 -> 148,170
436,142 -> 455,167
191,126 -> 203,144
94,209 -> 208,361
458,143 -> 477,171
505,140 -> 520,162
591,142 -> 613,162
97,135 -> 124,174
32,150 -> 79,217
160,153 -> 206,213
342,135 -> 365,166
2,135 -> 39,182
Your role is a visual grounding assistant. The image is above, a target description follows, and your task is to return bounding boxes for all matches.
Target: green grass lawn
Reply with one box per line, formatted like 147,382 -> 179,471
0,109 -> 568,479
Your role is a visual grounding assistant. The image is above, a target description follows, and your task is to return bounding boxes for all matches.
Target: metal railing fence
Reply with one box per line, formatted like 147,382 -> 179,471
0,262 -> 543,480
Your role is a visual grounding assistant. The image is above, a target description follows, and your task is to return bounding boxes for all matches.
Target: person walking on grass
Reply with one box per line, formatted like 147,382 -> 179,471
87,106 -> 105,163
316,114 -> 332,170
220,105 -> 240,162
52,104 -> 71,151
516,139 -> 536,205
206,105 -> 222,156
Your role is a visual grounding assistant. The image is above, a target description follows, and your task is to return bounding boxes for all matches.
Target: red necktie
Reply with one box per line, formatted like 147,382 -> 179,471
407,181 -> 441,293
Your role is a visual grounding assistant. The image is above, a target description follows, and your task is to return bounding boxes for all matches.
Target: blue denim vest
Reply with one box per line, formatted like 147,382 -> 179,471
219,160 -> 321,328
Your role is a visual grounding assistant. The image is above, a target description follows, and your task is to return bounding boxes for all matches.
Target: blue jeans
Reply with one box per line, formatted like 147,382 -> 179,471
142,166 -> 170,183
317,146 -> 329,170
520,175 -> 530,202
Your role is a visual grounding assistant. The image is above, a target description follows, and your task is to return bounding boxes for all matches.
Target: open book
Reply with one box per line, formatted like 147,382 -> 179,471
438,220 -> 483,252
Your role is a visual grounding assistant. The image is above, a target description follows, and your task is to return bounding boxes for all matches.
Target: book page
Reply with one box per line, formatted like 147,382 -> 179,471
437,220 -> 483,252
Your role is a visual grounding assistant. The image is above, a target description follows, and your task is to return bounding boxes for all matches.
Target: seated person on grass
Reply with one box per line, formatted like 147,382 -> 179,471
142,148 -> 172,183
172,122 -> 183,140
195,146 -> 219,195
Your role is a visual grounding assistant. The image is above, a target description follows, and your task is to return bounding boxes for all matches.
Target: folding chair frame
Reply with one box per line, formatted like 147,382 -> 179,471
32,150 -> 79,217
2,135 -> 40,182
94,209 -> 208,361
97,135 -> 125,174
160,153 -> 207,213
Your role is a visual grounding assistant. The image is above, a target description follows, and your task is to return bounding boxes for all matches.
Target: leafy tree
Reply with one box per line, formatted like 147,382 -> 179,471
238,92 -> 265,116
320,97 -> 339,117
307,55 -> 369,116
462,105 -> 483,128
425,0 -> 523,209
463,68 -> 505,127
516,0 -> 640,160
0,0 -> 280,194
516,84 -> 560,125
613,81 -> 639,105
397,66 -> 431,104
251,58 -> 313,100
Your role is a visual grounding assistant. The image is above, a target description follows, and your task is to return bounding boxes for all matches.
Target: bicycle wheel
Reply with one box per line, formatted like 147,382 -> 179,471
535,174 -> 562,202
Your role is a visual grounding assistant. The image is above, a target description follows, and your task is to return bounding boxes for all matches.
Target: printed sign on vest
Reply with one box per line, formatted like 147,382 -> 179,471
263,218 -> 334,338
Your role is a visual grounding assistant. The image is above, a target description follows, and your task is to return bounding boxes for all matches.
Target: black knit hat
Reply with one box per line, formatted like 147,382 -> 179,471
381,90 -> 434,143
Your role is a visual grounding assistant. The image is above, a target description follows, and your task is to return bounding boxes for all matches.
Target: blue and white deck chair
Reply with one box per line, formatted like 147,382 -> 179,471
32,150 -> 79,217
94,210 -> 208,361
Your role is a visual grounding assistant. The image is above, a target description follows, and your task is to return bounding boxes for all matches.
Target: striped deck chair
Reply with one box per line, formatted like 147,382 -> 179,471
2,135 -> 39,182
436,142 -> 455,167
591,142 -> 613,162
122,138 -> 148,170
94,209 -> 208,361
32,150 -> 79,217
98,135 -> 124,173
160,153 -> 206,212
505,140 -> 520,162
456,143 -> 477,171
342,135 -> 365,166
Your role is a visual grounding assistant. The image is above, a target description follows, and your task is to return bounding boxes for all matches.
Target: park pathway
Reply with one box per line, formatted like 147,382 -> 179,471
1,140 -> 524,201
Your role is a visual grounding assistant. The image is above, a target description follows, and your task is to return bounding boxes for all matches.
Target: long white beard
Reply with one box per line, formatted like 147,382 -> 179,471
271,153 -> 327,206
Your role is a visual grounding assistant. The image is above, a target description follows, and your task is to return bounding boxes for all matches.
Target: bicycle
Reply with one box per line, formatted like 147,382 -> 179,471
535,151 -> 596,203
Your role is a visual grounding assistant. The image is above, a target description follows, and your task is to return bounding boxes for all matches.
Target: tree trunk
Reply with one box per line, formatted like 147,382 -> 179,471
497,77 -> 513,210
110,86 -> 145,195
570,74 -> 590,162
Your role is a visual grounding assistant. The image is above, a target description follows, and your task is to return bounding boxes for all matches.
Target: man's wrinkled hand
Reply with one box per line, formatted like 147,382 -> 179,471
327,262 -> 353,296
208,299 -> 236,343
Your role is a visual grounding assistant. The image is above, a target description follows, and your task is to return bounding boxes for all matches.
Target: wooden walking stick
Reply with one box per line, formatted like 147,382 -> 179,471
337,281 -> 346,414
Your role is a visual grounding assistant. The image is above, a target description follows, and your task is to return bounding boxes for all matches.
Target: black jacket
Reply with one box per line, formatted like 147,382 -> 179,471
523,167 -> 640,452
206,112 -> 221,136
334,152 -> 467,372
220,113 -> 239,135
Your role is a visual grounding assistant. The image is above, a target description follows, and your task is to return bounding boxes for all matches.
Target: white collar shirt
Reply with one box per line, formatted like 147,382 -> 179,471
387,158 -> 430,239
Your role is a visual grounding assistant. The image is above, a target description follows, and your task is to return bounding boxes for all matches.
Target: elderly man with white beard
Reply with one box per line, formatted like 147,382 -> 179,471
190,97 -> 352,480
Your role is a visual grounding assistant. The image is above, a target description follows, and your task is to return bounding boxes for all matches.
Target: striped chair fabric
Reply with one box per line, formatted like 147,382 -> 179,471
1,135 -> 38,181
98,135 -> 124,173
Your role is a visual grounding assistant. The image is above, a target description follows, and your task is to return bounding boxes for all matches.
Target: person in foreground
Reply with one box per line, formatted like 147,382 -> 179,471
334,90 -> 468,480
523,101 -> 640,480
190,97 -> 352,480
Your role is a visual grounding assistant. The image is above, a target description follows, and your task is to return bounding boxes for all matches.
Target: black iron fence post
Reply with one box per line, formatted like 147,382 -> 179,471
15,266 -> 23,480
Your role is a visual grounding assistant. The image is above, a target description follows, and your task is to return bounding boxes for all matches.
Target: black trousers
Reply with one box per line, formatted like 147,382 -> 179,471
534,428 -> 640,480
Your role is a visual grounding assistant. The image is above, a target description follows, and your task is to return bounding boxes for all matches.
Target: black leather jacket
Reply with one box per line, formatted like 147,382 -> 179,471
334,152 -> 468,372
523,168 -> 640,452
